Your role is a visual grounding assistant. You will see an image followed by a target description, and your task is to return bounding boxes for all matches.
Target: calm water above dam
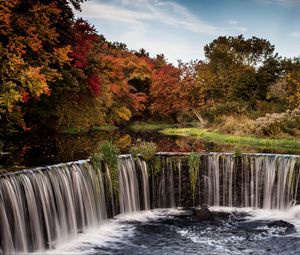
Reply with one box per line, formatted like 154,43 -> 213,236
2,129 -> 299,172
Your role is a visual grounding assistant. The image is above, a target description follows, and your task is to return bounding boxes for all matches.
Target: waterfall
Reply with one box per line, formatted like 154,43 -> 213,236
151,153 -> 300,210
136,158 -> 150,211
202,153 -> 300,210
0,156 -> 151,254
118,155 -> 140,214
1,152 -> 300,254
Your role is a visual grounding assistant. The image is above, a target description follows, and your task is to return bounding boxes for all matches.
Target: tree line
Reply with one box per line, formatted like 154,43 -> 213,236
1,0 -> 300,136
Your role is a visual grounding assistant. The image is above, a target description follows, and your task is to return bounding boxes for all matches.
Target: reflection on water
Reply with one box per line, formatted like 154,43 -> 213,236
1,128 -> 300,171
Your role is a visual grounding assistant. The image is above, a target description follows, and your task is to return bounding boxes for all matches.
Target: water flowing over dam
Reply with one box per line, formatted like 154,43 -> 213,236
0,153 -> 300,254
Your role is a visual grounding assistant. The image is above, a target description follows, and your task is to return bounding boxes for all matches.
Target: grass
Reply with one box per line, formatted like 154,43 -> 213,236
161,128 -> 300,151
60,125 -> 117,134
129,121 -> 176,131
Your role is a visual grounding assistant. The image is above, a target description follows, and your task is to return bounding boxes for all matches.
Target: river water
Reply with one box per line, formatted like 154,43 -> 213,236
47,207 -> 300,255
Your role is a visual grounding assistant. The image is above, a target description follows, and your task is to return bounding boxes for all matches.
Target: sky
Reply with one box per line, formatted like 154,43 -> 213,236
75,0 -> 300,64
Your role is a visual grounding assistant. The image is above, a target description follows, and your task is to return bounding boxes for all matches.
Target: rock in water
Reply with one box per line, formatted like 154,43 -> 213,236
267,220 -> 295,233
194,205 -> 215,221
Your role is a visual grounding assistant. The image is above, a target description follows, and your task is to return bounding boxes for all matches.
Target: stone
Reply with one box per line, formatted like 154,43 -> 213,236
267,220 -> 295,231
194,205 -> 215,221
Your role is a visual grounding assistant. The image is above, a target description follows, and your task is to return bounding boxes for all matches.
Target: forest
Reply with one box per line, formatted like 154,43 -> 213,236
1,0 -> 300,140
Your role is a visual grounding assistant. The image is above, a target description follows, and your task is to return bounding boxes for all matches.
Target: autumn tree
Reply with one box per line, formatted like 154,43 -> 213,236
150,62 -> 182,119
0,0 -> 84,132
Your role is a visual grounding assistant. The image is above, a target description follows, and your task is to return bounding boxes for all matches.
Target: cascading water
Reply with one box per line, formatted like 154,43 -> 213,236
0,155 -> 151,254
201,153 -> 300,210
118,155 -> 150,214
0,152 -> 300,254
0,160 -> 109,254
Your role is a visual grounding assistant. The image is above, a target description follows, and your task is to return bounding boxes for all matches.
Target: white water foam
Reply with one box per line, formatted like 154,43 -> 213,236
43,209 -> 183,254
209,205 -> 300,232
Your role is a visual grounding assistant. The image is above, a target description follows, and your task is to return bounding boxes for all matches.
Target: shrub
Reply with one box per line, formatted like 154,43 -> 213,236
129,139 -> 157,161
91,141 -> 120,190
202,101 -> 249,122
255,108 -> 300,137
215,115 -> 255,135
188,152 -> 201,200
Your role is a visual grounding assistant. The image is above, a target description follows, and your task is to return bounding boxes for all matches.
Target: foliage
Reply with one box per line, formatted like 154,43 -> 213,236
56,97 -> 107,130
129,139 -> 157,161
255,109 -> 300,137
215,115 -> 255,135
91,141 -> 120,190
204,35 -> 275,68
233,147 -> 242,158
0,0 -> 73,131
188,152 -> 201,199
196,35 -> 280,117
1,0 -> 300,146
148,156 -> 162,176
150,63 -> 182,116
202,101 -> 249,122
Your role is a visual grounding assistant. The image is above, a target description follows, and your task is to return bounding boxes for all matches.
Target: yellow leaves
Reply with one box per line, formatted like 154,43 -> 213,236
116,134 -> 132,150
0,1 -> 73,116
0,67 -> 53,114
53,45 -> 72,66
0,81 -> 22,113
122,55 -> 152,81
286,71 -> 300,107
21,67 -> 49,97
5,53 -> 25,75
115,106 -> 132,121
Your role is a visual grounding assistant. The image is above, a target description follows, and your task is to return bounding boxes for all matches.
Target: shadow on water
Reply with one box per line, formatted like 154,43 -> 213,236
1,128 -> 300,171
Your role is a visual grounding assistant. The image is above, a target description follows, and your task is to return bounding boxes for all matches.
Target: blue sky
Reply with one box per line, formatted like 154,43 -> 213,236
75,0 -> 300,64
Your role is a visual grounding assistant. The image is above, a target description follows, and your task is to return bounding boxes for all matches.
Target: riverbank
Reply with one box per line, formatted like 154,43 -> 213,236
161,127 -> 300,151
127,121 -> 300,152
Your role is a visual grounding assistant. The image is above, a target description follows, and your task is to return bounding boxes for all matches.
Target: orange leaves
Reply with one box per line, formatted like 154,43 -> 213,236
129,93 -> 148,112
150,64 -> 182,115
20,90 -> 29,103
111,84 -> 121,94
0,0 -> 71,117
0,0 -> 19,34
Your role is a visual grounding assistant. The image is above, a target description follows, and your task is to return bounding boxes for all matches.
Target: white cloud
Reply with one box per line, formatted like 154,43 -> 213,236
74,0 -> 249,63
77,0 -> 218,35
288,31 -> 300,37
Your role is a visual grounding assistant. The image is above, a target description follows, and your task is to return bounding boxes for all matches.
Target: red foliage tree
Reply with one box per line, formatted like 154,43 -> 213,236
71,18 -> 101,96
